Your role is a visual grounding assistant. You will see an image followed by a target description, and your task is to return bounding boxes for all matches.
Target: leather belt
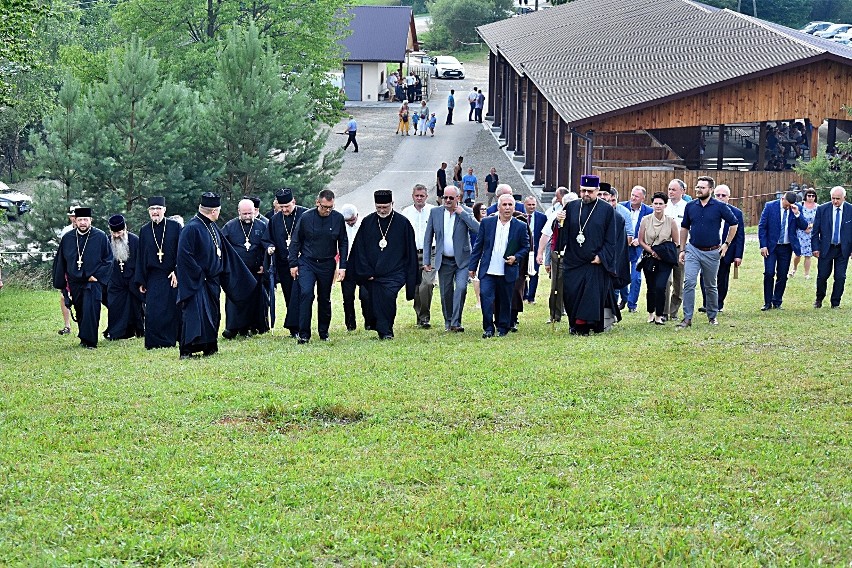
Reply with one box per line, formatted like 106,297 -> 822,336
694,245 -> 720,251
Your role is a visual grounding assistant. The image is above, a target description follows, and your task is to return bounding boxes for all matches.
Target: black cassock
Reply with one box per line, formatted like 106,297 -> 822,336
221,217 -> 272,335
561,198 -> 618,333
263,207 -> 306,333
105,232 -> 145,339
52,227 -> 113,347
176,213 -> 255,354
135,219 -> 182,349
347,211 -> 420,338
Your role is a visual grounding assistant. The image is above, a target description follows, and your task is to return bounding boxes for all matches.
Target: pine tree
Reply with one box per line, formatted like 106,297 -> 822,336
202,22 -> 341,206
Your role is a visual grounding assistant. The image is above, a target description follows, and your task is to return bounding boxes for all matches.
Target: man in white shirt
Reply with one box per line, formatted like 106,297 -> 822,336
340,204 -> 368,331
467,88 -> 478,121
402,183 -> 436,328
664,178 -> 688,320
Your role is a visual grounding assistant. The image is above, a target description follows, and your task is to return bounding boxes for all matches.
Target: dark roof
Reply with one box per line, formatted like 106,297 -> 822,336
477,0 -> 852,126
339,6 -> 414,63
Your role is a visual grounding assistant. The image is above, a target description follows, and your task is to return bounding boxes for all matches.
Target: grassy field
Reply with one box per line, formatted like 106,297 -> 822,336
0,240 -> 850,565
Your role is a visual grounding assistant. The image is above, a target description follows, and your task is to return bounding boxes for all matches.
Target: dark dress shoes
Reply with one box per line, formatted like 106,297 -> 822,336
760,304 -> 772,311
222,329 -> 236,339
482,331 -> 494,339
676,319 -> 692,329
814,300 -> 822,308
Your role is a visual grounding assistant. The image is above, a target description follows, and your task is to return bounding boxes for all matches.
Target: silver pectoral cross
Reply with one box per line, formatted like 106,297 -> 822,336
119,260 -> 125,272
244,240 -> 251,251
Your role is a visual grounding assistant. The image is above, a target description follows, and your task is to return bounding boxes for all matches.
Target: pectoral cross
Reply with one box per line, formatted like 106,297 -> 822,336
76,257 -> 83,270
119,260 -> 125,272
157,250 -> 164,263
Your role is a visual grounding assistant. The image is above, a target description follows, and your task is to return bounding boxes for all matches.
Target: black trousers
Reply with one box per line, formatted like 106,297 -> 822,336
446,107 -> 453,124
816,245 -> 849,307
341,278 -> 371,330
296,258 -> 336,339
644,260 -> 674,317
343,131 -> 358,151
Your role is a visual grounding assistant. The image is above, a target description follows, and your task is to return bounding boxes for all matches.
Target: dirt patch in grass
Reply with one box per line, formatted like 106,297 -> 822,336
216,403 -> 368,433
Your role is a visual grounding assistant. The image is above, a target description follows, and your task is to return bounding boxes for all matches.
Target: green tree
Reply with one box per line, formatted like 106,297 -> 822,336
201,23 -> 341,206
113,0 -> 350,124
0,0 -> 50,105
428,0 -> 512,49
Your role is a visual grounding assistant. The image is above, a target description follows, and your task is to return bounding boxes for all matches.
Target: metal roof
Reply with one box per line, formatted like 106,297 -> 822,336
339,6 -> 414,63
477,0 -> 852,126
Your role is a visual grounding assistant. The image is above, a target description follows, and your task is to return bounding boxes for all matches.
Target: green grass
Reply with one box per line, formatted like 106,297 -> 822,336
0,240 -> 850,565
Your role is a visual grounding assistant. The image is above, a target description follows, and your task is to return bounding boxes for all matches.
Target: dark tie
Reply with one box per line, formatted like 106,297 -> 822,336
832,207 -> 841,245
779,208 -> 788,244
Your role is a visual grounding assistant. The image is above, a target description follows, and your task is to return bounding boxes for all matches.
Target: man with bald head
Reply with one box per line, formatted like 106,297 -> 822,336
221,198 -> 272,338
811,186 -> 852,308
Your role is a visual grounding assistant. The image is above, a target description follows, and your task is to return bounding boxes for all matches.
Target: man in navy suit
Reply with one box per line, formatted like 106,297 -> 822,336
700,184 -> 744,312
522,196 -> 547,304
811,186 -> 852,308
758,191 -> 808,310
620,185 -> 653,312
469,194 -> 530,338
423,186 -> 480,331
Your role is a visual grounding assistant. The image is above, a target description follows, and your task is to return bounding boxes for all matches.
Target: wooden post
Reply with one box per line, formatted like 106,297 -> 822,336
486,51 -> 496,120
757,121 -> 767,171
507,71 -> 517,152
808,118 -> 818,159
500,63 -> 508,139
827,118 -> 837,150
493,58 -> 503,128
533,92 -> 544,186
514,76 -> 525,156
556,119 -> 568,187
524,79 -> 535,170
716,123 -> 725,170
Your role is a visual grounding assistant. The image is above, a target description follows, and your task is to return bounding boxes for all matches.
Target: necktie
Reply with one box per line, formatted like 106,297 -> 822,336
779,208 -> 788,244
832,207 -> 841,245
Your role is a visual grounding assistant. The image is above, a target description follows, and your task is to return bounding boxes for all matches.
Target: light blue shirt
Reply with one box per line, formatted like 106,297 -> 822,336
615,203 -> 634,238
347,119 -> 357,132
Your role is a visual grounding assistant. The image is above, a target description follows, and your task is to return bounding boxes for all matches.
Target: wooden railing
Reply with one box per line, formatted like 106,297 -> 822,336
591,168 -> 804,226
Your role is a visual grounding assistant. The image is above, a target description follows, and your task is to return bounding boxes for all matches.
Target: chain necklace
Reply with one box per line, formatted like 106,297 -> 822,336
377,211 -> 394,251
240,218 -> 254,251
576,198 -> 599,247
152,220 -> 166,263
283,213 -> 295,247
197,214 -> 221,258
75,229 -> 91,270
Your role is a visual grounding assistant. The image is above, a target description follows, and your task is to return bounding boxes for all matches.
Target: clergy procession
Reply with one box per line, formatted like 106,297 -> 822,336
52,174 -> 852,355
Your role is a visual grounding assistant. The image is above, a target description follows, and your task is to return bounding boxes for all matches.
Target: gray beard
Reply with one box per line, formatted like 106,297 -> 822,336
111,235 -> 130,263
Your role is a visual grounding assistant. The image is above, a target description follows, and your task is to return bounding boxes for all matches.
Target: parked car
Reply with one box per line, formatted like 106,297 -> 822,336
834,30 -> 852,44
0,190 -> 32,219
813,23 -> 852,39
432,56 -> 465,80
800,21 -> 832,34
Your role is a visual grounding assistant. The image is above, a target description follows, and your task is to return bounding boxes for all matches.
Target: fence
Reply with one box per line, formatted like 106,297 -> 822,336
591,168 -> 804,226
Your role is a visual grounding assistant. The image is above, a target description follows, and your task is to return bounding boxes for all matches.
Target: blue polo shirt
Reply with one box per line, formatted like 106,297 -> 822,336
682,197 -> 738,248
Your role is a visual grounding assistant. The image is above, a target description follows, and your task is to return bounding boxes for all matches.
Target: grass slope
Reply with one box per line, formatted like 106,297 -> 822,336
0,241 -> 850,565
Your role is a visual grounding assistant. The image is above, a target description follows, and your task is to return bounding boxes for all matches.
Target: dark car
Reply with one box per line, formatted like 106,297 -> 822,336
0,191 -> 33,219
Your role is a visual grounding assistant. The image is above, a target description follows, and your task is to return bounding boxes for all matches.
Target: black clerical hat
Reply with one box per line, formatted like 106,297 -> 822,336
374,190 -> 393,204
245,195 -> 261,208
580,175 -> 599,188
74,207 -> 92,218
200,192 -> 221,208
599,182 -> 612,194
276,188 -> 294,204
108,214 -> 126,231
148,196 -> 166,207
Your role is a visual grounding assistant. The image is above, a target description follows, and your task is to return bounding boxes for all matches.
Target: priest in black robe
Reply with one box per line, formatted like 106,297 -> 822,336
52,207 -> 113,349
347,190 -> 420,340
221,198 -> 273,338
104,214 -> 144,340
561,175 -> 619,335
134,196 -> 182,349
176,192 -> 256,359
263,188 -> 307,336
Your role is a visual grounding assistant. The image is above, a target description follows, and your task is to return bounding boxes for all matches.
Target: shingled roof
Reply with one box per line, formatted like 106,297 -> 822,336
477,0 -> 852,127
339,6 -> 415,63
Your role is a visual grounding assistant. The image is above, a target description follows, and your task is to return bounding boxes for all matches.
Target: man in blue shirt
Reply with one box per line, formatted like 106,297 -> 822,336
462,167 -> 478,205
676,176 -> 739,329
446,89 -> 455,125
343,115 -> 358,153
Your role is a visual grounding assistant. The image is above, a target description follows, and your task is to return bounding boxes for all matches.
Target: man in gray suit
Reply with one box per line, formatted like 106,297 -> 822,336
423,186 -> 480,331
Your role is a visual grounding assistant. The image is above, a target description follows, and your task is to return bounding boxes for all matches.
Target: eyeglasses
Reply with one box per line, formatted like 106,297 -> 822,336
695,185 -> 710,190
318,204 -> 334,211
443,196 -> 457,200
580,189 -> 596,194
806,193 -> 817,198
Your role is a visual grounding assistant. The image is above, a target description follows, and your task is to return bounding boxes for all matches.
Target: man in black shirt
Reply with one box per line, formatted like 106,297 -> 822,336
288,189 -> 348,343
484,167 -> 499,208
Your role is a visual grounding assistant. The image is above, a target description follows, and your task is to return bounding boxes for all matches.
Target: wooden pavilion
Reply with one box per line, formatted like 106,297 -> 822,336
477,0 -> 852,223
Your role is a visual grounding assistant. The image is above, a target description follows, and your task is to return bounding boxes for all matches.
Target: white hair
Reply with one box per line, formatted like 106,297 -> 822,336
495,184 -> 513,196
563,192 -> 579,205
340,204 -> 358,220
